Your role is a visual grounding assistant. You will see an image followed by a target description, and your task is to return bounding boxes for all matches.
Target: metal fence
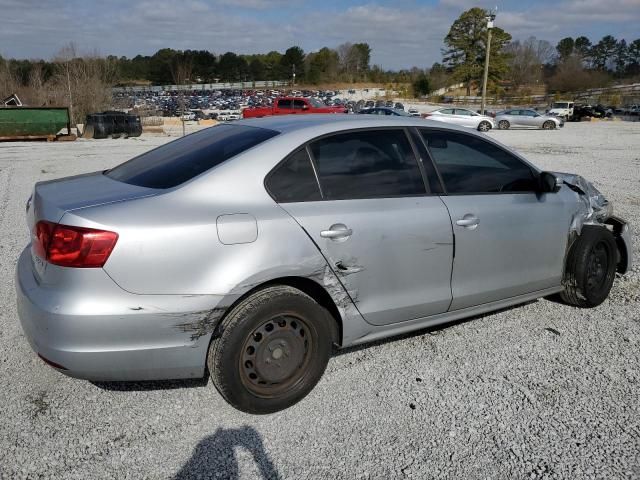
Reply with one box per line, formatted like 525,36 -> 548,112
112,80 -> 290,94
444,82 -> 640,106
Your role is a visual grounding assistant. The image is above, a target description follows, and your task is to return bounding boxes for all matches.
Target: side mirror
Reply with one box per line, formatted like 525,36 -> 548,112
539,171 -> 561,193
302,104 -> 309,110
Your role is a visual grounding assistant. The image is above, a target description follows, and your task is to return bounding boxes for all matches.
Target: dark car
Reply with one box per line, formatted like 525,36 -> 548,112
359,107 -> 412,116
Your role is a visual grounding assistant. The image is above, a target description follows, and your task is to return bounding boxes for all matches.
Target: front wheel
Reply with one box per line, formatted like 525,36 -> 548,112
498,120 -> 510,130
542,120 -> 556,130
477,121 -> 492,132
207,285 -> 334,414
559,226 -> 617,308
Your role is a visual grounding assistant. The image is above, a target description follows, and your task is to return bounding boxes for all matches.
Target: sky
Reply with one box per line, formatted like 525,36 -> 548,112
1,0 -> 639,70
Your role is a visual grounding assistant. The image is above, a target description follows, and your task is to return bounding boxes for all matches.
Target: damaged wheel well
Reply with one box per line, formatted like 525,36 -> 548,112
264,277 -> 343,346
210,276 -> 343,347
604,216 -> 630,274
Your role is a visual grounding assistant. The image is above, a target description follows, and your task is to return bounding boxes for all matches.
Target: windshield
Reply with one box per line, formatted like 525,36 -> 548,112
309,98 -> 325,108
106,125 -> 279,189
552,102 -> 570,108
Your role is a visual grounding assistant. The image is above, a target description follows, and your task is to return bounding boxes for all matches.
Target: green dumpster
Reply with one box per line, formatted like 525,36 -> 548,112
0,107 -> 71,140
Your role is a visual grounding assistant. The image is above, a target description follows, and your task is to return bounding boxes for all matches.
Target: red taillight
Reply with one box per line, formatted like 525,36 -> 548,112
34,221 -> 118,268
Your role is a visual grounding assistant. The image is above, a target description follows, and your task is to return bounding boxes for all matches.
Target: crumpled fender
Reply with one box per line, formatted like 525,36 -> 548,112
553,172 -> 632,274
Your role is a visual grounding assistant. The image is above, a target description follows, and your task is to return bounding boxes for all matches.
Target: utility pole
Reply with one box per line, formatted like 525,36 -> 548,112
480,10 -> 496,116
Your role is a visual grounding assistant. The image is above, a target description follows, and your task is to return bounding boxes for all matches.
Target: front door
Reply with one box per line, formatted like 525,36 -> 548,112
266,129 -> 454,326
418,128 -> 573,310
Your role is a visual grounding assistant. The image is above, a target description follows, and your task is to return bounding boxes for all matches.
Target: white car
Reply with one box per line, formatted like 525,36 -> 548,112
425,108 -> 494,132
408,108 -> 421,117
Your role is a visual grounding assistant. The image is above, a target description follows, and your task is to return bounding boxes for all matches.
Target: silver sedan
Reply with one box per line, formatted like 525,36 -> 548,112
16,115 -> 632,413
425,108 -> 494,132
495,109 -> 564,129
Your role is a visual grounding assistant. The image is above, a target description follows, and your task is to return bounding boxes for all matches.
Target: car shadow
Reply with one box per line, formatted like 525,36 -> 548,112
174,426 -> 280,480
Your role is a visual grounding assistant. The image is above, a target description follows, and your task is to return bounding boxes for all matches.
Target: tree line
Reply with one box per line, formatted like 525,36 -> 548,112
433,8 -> 640,98
2,7 -> 639,123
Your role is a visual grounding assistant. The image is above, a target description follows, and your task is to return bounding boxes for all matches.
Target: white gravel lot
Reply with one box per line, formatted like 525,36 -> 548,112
0,122 -> 639,480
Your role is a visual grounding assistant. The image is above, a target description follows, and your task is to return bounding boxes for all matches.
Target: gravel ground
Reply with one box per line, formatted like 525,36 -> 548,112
0,122 -> 639,480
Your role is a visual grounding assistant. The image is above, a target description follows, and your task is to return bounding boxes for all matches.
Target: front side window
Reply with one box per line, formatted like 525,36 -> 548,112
309,129 -> 426,200
106,125 -> 279,189
439,109 -> 454,115
293,99 -> 306,110
420,130 -> 537,194
266,148 -> 321,203
454,109 -> 473,116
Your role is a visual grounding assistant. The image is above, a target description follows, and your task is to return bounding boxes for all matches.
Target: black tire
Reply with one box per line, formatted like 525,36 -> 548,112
477,121 -> 492,132
498,120 -> 510,130
208,285 -> 334,414
560,226 -> 617,308
542,120 -> 556,130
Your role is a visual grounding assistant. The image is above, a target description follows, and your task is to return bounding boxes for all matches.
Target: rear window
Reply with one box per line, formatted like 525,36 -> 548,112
105,125 -> 279,189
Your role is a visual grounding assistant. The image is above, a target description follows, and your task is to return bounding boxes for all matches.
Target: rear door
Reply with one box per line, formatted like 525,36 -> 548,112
433,108 -> 455,124
292,99 -> 308,114
418,128 -> 572,310
453,109 -> 476,127
276,98 -> 293,115
267,128 -> 453,326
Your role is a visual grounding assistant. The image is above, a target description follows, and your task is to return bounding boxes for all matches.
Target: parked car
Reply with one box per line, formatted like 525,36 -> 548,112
359,107 -> 412,116
424,108 -> 494,132
408,108 -> 421,117
495,109 -> 564,130
17,116 -> 632,414
571,104 -> 611,121
548,101 -> 574,119
242,97 -> 346,118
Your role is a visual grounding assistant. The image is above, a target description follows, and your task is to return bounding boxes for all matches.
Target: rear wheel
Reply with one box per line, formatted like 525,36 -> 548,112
207,285 -> 334,414
477,121 -> 492,132
542,120 -> 556,130
498,120 -> 510,130
559,226 -> 617,308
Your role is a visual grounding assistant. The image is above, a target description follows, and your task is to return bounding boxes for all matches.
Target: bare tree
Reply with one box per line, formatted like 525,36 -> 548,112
48,43 -> 115,126
506,37 -> 555,88
170,53 -> 193,136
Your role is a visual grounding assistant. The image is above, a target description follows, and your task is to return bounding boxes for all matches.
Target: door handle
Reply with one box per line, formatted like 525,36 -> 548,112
320,223 -> 352,241
456,215 -> 479,228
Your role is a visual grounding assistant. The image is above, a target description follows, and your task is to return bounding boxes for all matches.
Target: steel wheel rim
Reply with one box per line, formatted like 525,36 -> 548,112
240,314 -> 313,398
586,241 -> 610,294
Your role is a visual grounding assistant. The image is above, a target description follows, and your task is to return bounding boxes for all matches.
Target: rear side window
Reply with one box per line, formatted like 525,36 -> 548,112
420,130 -> 537,194
277,99 -> 292,109
309,129 -> 426,200
266,148 -> 322,203
106,125 -> 279,189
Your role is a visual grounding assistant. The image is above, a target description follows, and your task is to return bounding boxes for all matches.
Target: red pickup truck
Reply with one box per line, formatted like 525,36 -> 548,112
242,97 -> 347,118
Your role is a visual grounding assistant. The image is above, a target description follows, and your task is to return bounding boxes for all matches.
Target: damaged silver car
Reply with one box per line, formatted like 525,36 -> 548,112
16,115 -> 632,414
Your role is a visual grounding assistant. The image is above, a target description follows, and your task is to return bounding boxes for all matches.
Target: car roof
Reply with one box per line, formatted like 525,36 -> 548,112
234,113 -> 461,134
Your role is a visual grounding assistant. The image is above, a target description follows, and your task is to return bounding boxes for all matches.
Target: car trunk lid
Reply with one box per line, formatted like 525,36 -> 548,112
27,171 -> 157,278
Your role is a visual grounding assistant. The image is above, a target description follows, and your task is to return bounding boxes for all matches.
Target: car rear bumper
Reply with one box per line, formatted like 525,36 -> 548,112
15,247 -> 228,381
